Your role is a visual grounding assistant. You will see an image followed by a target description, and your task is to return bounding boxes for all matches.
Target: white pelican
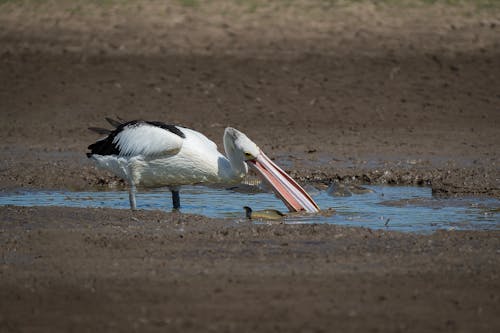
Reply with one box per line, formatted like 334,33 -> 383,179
87,119 -> 320,213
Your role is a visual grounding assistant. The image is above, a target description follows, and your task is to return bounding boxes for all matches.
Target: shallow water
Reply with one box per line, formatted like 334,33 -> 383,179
0,185 -> 498,233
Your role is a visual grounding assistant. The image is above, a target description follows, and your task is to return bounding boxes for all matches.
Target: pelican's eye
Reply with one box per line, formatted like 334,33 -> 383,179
244,152 -> 254,160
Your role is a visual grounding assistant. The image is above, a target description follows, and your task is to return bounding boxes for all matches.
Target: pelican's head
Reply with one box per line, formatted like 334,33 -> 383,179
224,127 -> 260,164
224,127 -> 320,213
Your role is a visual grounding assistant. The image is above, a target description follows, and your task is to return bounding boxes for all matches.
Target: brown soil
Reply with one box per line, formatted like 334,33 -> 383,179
0,1 -> 499,332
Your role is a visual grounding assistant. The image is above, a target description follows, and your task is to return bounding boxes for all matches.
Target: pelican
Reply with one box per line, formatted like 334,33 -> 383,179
87,119 -> 320,213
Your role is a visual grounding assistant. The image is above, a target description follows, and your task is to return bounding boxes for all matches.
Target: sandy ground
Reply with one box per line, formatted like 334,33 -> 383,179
0,1 -> 499,332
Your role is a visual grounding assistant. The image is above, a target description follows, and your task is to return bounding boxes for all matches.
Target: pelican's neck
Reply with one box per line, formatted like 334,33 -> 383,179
220,139 -> 248,183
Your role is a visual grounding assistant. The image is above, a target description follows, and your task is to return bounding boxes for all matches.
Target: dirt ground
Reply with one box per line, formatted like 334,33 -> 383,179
0,1 -> 499,332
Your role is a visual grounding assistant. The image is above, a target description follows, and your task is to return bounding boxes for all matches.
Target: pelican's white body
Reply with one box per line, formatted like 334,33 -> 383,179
90,127 -> 245,188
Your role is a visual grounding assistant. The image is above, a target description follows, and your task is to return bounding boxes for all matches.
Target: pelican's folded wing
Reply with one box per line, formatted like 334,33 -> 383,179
88,121 -> 186,158
113,122 -> 184,157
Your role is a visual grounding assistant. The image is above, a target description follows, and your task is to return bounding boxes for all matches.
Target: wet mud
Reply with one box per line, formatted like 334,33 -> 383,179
0,1 -> 499,332
1,205 -> 499,332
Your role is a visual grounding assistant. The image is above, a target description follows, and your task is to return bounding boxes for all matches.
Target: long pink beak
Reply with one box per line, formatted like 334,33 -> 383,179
248,150 -> 320,213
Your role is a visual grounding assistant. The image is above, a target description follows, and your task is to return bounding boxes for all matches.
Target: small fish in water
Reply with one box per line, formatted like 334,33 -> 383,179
243,206 -> 285,220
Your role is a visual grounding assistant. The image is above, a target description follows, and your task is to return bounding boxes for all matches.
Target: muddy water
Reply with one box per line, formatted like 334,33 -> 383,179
1,185 -> 498,233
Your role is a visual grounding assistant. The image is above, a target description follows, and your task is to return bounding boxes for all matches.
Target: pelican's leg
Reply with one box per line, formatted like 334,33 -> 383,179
126,161 -> 141,211
129,183 -> 137,211
170,187 -> 180,210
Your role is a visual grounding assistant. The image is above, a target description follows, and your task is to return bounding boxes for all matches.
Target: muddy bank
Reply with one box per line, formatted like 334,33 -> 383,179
0,50 -> 498,196
1,206 -> 499,332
